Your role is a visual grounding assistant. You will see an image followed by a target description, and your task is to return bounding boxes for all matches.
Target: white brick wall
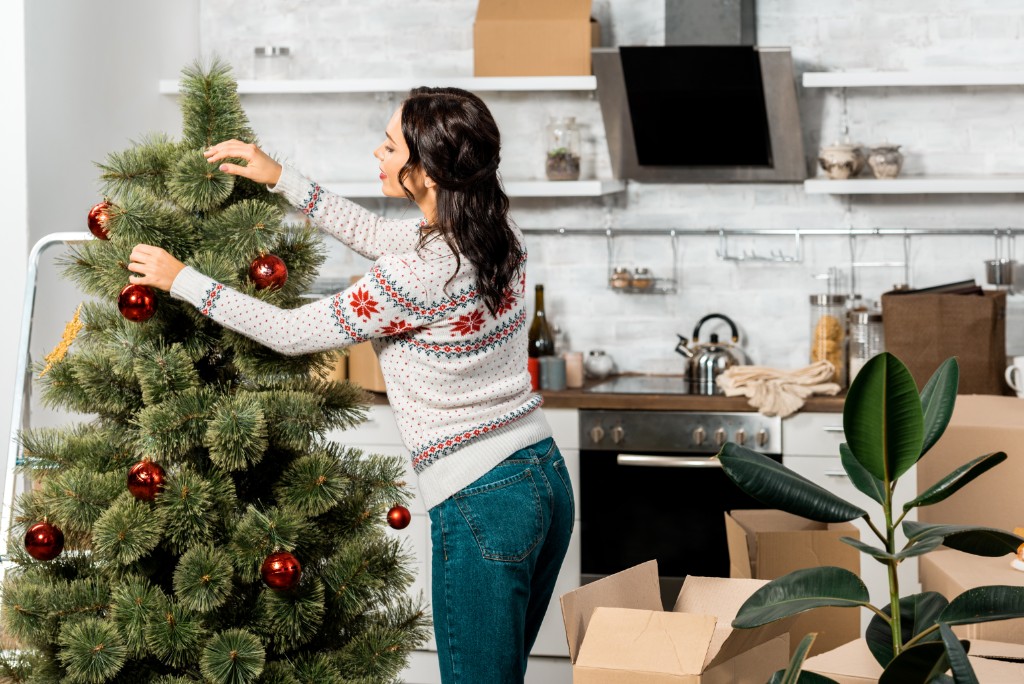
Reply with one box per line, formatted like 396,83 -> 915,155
200,1 -> 1024,375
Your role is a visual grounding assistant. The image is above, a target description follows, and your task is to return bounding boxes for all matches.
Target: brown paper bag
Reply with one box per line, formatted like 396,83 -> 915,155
881,289 -> 1007,395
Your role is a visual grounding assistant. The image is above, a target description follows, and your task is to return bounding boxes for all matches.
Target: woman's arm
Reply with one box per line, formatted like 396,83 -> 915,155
205,140 -> 423,259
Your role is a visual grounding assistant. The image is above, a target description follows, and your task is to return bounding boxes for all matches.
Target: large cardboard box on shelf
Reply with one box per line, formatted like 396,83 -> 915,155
804,637 -> 1024,683
347,342 -> 387,393
725,510 -> 861,657
919,549 -> 1024,644
880,288 -> 1007,395
916,395 -> 1024,532
474,0 -> 598,76
560,560 -> 791,683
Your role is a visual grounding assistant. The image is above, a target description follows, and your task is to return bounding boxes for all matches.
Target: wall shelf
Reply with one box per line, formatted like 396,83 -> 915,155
323,179 -> 624,198
804,176 -> 1024,195
802,70 -> 1024,88
159,76 -> 597,95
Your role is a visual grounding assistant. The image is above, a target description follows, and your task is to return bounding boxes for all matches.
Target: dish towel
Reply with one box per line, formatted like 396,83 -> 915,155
716,361 -> 841,418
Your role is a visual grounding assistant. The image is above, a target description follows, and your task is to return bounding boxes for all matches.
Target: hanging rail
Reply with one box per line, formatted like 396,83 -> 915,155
518,227 -> 1024,237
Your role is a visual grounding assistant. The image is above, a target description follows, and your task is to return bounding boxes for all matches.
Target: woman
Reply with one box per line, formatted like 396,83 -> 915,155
128,87 -> 574,684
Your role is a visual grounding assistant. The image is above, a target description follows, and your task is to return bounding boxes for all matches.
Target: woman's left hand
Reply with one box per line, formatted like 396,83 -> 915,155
127,244 -> 186,292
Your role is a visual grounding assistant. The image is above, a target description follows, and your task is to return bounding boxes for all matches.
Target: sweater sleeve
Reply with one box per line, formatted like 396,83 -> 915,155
169,257 -> 437,356
269,164 -> 423,259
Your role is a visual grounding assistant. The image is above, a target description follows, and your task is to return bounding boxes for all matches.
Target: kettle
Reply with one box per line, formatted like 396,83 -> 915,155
675,313 -> 746,395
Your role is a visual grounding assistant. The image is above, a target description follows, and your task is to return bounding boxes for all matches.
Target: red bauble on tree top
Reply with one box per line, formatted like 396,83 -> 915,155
25,521 -> 64,561
249,254 -> 288,290
87,201 -> 111,240
127,459 -> 166,501
261,551 -> 302,591
387,505 -> 411,530
118,284 -> 157,322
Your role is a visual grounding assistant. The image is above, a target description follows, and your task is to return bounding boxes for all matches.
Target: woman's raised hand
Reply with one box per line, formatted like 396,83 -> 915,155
204,140 -> 283,186
127,244 -> 187,292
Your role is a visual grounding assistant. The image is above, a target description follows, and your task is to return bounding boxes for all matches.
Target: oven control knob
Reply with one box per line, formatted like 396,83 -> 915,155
756,429 -> 770,447
610,425 -> 625,444
692,426 -> 706,446
734,428 -> 747,446
714,427 -> 727,447
589,425 -> 605,444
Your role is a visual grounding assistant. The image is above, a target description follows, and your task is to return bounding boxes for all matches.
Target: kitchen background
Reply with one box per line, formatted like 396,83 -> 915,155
17,0 -> 1024,396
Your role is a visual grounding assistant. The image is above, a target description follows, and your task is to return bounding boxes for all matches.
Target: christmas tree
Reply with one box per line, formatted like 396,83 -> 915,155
0,60 -> 430,684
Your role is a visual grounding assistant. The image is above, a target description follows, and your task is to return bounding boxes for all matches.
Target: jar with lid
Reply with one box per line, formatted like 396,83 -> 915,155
609,267 -> 632,289
848,310 -> 884,382
253,46 -> 292,79
545,117 -> 581,181
631,267 -> 654,290
809,294 -> 847,386
583,350 -> 614,379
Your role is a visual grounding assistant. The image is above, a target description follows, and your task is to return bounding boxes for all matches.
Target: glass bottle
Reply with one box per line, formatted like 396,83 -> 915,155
848,310 -> 885,382
528,285 -> 555,357
809,294 -> 847,386
253,46 -> 292,79
545,117 -> 581,181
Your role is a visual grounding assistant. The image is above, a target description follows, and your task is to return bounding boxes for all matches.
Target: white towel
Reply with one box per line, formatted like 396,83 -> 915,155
715,361 -> 841,418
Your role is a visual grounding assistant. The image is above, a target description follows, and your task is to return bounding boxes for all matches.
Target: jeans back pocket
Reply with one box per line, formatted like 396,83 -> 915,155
454,468 -> 544,563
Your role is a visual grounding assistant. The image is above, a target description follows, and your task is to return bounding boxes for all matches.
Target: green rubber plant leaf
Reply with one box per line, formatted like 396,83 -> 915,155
839,535 -> 943,562
865,592 -> 949,667
939,623 -> 979,684
732,567 -> 870,629
766,634 -> 842,684
840,442 -> 885,505
919,357 -> 959,458
843,352 -> 924,484
940,585 -> 1024,625
878,641 -> 952,684
903,452 -> 1007,512
903,521 -> 1024,557
718,443 -> 866,523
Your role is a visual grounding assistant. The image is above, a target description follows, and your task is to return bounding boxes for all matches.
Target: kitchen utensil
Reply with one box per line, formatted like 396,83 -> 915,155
674,313 -> 747,395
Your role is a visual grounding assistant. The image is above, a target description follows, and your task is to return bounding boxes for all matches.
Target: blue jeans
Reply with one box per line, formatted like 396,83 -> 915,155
429,437 -> 574,684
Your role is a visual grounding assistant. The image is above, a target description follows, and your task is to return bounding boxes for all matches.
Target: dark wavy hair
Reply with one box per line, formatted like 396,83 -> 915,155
397,87 -> 523,316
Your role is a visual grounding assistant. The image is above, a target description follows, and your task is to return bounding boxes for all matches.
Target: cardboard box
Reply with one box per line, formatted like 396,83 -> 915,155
560,560 -> 791,683
725,510 -> 861,657
917,395 -> 1024,532
474,0 -> 597,76
804,638 -> 1024,683
323,350 -> 347,383
881,289 -> 1007,395
347,341 -> 387,393
919,549 -> 1024,644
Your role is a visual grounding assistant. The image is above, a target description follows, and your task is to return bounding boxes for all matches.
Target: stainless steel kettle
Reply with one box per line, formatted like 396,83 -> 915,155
675,313 -> 746,395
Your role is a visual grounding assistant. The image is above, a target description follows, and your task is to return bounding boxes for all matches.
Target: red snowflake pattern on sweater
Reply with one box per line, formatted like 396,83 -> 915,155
381,319 -> 414,336
349,287 -> 380,320
494,288 -> 517,318
452,309 -> 486,336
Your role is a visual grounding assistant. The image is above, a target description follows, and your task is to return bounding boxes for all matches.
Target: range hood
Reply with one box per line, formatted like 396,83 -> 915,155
593,0 -> 806,183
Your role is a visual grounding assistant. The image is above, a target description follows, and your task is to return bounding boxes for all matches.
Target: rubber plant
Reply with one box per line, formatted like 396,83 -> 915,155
717,353 -> 1024,683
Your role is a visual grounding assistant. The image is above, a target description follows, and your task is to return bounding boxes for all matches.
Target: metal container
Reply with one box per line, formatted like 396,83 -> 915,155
848,310 -> 884,382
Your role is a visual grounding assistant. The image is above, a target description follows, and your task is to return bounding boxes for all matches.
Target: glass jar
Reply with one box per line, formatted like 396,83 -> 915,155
545,117 -> 581,181
631,267 -> 654,290
583,350 -> 614,379
609,267 -> 632,289
848,310 -> 884,382
809,294 -> 847,386
254,46 -> 291,79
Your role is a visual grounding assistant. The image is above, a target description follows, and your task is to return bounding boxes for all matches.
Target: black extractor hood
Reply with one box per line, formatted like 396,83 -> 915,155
594,0 -> 806,182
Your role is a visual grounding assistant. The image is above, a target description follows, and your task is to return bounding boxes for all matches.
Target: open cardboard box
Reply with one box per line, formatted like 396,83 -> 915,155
920,549 -> 1024,644
805,638 -> 1024,683
474,0 -> 598,76
560,560 -> 791,683
725,510 -> 861,657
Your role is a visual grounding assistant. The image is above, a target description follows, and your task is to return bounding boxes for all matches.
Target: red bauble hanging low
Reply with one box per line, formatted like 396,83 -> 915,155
249,254 -> 288,291
387,505 -> 411,530
87,201 -> 111,240
25,521 -> 64,561
127,459 -> 166,501
118,284 -> 157,322
261,551 -> 302,591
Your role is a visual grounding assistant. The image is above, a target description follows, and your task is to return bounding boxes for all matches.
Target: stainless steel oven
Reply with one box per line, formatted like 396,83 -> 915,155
579,378 -> 782,609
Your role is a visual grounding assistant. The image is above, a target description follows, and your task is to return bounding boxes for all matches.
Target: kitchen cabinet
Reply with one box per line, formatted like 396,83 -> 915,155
782,412 -> 920,635
329,405 -> 579,684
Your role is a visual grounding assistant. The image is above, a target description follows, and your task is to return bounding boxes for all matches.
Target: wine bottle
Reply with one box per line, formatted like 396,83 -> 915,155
528,284 -> 555,357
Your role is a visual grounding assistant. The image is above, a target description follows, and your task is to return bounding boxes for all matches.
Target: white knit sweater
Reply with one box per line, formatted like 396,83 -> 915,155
170,164 -> 551,509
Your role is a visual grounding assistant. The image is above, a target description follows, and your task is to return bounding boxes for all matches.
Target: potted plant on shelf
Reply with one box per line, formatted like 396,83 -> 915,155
717,353 -> 1024,682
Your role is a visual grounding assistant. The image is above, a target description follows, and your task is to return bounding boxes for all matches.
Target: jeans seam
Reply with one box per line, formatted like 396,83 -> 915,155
440,505 -> 459,680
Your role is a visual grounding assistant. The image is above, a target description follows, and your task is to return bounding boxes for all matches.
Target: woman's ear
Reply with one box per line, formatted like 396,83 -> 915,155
424,176 -> 436,188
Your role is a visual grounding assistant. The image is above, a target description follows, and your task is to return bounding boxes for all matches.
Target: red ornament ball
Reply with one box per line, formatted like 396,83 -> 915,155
387,505 -> 411,530
249,254 -> 288,291
25,521 -> 64,561
87,201 -> 111,240
118,284 -> 157,322
127,460 -> 166,501
261,551 -> 302,591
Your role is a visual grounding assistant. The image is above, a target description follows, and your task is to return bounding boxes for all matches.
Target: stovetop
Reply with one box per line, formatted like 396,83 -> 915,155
584,375 -> 691,395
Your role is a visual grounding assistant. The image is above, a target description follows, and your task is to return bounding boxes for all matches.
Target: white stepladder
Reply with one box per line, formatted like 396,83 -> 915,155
2,232 -> 94,583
